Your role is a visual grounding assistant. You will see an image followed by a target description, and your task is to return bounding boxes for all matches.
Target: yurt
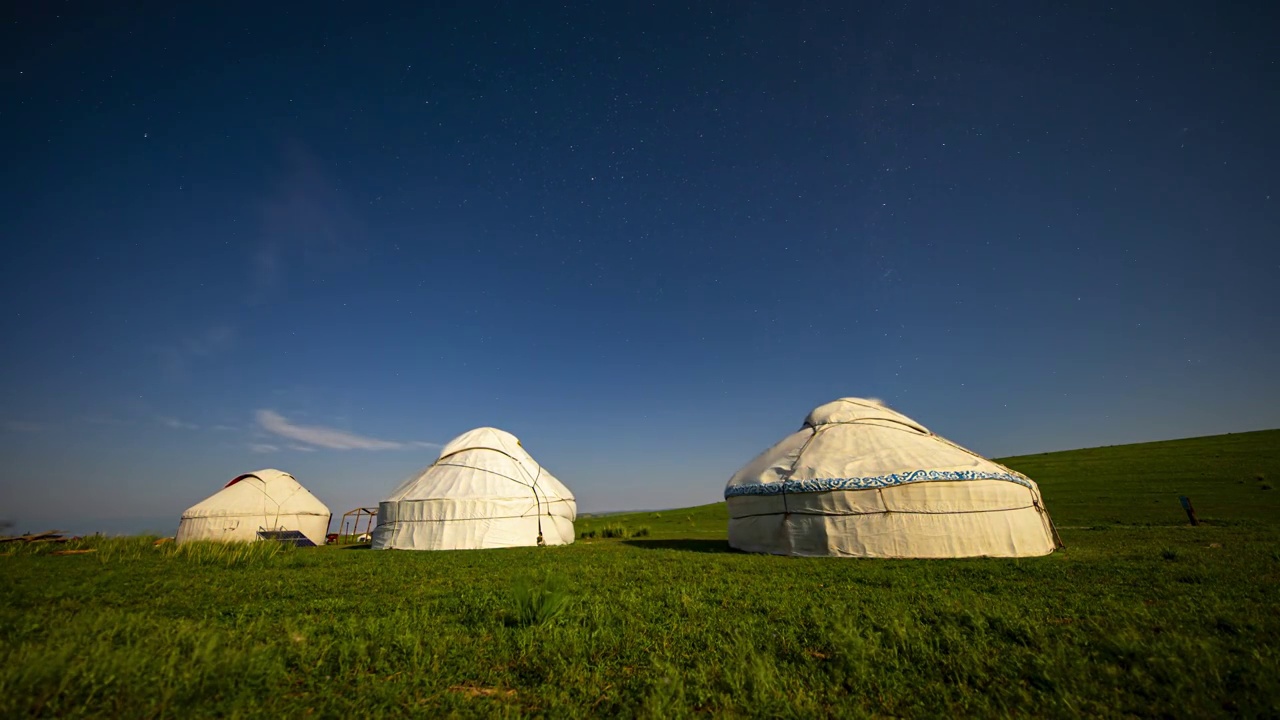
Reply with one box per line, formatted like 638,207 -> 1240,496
176,469 -> 332,545
725,398 -> 1059,558
372,427 -> 576,550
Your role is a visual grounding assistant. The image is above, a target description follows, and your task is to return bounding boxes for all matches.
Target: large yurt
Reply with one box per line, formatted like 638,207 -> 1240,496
175,469 -> 331,545
725,398 -> 1059,558
372,427 -> 576,550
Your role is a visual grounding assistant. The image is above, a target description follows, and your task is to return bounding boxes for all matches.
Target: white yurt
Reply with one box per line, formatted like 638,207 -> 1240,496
725,398 -> 1059,558
175,469 -> 332,545
372,427 -> 576,551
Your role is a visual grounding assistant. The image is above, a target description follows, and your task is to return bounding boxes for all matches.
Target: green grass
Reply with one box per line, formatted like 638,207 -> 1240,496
2,429 -> 1279,717
577,523 -> 652,540
507,572 -> 576,628
1000,428 -> 1280,527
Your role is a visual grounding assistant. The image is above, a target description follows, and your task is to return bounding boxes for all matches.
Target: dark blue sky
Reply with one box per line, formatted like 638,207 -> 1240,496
3,1 -> 1277,532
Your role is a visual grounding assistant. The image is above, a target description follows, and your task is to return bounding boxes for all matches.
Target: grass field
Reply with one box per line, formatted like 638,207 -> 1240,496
3,429 -> 1278,717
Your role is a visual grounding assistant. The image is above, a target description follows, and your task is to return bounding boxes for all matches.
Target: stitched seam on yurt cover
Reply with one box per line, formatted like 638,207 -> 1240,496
430,462 -> 538,488
434,446 -> 540,484
724,470 -> 1034,498
378,511 -> 571,523
728,503 -> 1038,519
389,497 -> 573,505
778,426 -> 821,514
806,418 -> 928,435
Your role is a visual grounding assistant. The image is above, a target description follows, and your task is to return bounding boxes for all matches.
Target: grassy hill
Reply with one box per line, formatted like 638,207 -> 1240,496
3,430 -> 1278,717
576,428 -> 1280,538
1001,428 -> 1279,526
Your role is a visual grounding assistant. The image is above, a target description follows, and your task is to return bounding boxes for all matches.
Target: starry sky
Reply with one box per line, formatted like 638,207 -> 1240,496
2,1 -> 1277,534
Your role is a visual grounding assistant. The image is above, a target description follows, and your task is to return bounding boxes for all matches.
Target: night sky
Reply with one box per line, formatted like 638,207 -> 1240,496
3,2 -> 1277,533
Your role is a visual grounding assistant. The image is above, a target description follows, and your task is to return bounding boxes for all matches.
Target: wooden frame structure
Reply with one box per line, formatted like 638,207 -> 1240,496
332,507 -> 378,544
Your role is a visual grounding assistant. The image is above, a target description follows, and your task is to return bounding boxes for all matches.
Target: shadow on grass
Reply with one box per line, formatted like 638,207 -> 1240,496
339,543 -> 373,550
621,539 -> 736,554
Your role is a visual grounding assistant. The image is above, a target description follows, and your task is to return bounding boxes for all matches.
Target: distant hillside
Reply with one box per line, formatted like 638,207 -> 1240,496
583,429 -> 1280,536
998,428 -> 1279,527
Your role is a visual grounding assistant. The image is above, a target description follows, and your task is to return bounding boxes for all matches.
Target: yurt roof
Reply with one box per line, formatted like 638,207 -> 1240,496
726,398 -> 1033,498
385,427 -> 574,503
182,469 -> 331,518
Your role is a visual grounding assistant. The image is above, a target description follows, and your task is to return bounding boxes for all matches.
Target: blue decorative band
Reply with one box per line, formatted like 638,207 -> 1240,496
724,470 -> 1032,498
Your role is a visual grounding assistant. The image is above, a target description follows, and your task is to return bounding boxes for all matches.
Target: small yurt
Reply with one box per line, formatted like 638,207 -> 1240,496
725,398 -> 1059,558
176,469 -> 331,545
372,427 -> 576,550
